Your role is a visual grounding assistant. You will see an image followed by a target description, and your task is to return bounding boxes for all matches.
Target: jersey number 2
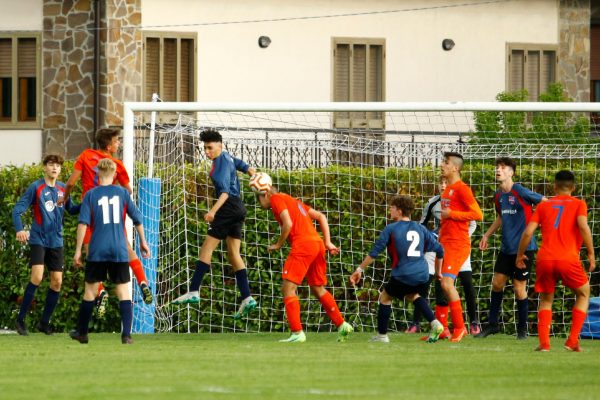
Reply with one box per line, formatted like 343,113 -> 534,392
406,231 -> 421,257
98,195 -> 120,224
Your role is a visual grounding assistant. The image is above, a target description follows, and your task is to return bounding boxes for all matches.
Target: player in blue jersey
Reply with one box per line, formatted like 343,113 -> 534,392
12,154 -> 80,335
350,195 -> 445,343
172,129 -> 258,320
476,157 -> 545,340
69,159 -> 150,344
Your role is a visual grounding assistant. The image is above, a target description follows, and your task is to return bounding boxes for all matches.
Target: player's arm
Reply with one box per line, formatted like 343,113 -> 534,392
350,226 -> 391,285
577,215 -> 595,272
233,157 -> 255,176
65,197 -> 81,215
13,184 -> 36,243
308,208 -> 339,255
445,201 -> 484,222
59,169 -> 82,206
479,216 -> 502,250
205,192 -> 229,223
73,223 -> 87,268
268,209 -> 292,252
126,194 -> 151,258
515,221 -> 538,269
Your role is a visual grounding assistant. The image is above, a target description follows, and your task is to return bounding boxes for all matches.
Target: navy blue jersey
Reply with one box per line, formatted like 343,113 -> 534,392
494,183 -> 544,254
78,185 -> 143,262
368,220 -> 444,286
13,179 -> 79,248
209,151 -> 249,198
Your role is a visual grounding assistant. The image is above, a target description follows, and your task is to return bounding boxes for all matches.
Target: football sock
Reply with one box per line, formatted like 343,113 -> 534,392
435,305 -> 449,328
414,297 -> 434,322
234,268 -> 251,300
377,303 -> 392,335
190,261 -> 210,292
120,300 -> 133,337
97,282 -> 105,296
489,290 -> 504,325
567,307 -> 587,346
129,258 -> 148,286
78,300 -> 95,335
40,288 -> 59,324
318,290 -> 344,327
537,309 -> 552,349
449,300 -> 465,331
459,271 -> 477,323
18,282 -> 38,322
434,280 -> 448,307
283,296 -> 302,332
516,298 -> 529,331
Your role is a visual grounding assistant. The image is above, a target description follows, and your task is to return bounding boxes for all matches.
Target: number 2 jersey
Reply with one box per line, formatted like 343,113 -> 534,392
78,185 -> 143,262
530,195 -> 587,262
368,220 -> 444,286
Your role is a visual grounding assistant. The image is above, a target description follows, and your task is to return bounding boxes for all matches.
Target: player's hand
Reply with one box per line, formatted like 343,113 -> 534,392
73,250 -> 83,268
268,243 -> 282,252
325,242 -> 340,256
588,253 -> 596,272
515,253 -> 528,269
435,271 -> 443,281
204,211 -> 215,223
479,235 -> 489,251
440,207 -> 451,219
247,167 -> 256,176
56,196 -> 66,207
16,230 -> 29,243
349,269 -> 362,286
140,241 -> 151,258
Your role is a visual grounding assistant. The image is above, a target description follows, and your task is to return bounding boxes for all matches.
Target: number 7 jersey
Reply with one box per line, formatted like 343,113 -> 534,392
78,185 -> 143,262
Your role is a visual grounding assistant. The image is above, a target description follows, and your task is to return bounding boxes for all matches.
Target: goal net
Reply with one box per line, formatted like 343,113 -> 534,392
123,102 -> 600,337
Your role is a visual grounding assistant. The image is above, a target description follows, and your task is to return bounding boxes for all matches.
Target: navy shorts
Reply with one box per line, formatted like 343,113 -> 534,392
29,245 -> 64,272
384,277 -> 430,300
85,261 -> 130,284
494,251 -> 535,281
207,196 -> 247,240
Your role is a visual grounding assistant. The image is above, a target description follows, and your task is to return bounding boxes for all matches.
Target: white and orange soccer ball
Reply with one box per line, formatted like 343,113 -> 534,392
249,172 -> 272,193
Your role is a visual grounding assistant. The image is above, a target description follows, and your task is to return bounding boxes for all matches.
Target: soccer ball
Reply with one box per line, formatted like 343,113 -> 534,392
249,172 -> 272,193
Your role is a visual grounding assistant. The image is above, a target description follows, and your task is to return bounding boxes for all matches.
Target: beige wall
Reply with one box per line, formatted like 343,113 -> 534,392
0,0 -> 42,30
141,0 -> 558,102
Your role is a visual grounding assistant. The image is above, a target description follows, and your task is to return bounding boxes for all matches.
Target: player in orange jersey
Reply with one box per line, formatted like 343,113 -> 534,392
516,170 -> 595,352
60,128 -> 153,313
257,186 -> 353,343
438,152 -> 483,342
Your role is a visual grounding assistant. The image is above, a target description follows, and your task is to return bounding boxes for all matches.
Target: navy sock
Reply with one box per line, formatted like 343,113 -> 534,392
78,300 -> 95,335
120,300 -> 133,337
377,303 -> 392,335
489,290 -> 503,325
235,269 -> 251,300
516,298 -> 529,331
413,297 -> 435,322
18,282 -> 39,322
190,261 -> 210,292
459,271 -> 478,323
40,288 -> 60,324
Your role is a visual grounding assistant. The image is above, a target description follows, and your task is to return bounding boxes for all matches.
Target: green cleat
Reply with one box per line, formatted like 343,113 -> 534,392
279,331 -> 306,343
95,290 -> 108,319
140,283 -> 153,305
426,320 -> 444,343
337,321 -> 354,342
171,291 -> 200,305
233,296 -> 257,320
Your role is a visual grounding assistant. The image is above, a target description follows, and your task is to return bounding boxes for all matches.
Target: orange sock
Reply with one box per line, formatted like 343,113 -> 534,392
538,309 -> 552,349
97,282 -> 105,296
567,308 -> 587,346
129,258 -> 148,286
283,296 -> 302,332
318,291 -> 344,328
449,300 -> 465,332
435,305 -> 449,328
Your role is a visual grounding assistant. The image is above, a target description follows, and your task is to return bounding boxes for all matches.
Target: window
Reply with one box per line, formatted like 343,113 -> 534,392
0,33 -> 40,127
143,32 -> 196,102
332,38 -> 385,129
507,43 -> 557,101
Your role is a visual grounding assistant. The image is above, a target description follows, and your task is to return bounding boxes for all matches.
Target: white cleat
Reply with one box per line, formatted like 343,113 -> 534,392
369,334 -> 390,343
171,291 -> 200,305
279,331 -> 307,343
337,321 -> 354,342
234,296 -> 258,320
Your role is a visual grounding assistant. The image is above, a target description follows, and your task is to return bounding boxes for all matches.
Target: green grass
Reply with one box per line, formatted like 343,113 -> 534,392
1,332 -> 599,400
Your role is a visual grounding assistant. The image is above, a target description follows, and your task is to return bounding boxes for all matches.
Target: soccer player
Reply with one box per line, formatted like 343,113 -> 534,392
12,154 -> 79,335
350,195 -> 445,343
60,128 -> 153,311
477,157 -> 545,340
70,158 -> 150,344
172,129 -> 258,320
516,170 -> 595,352
257,186 -> 354,342
438,152 -> 483,342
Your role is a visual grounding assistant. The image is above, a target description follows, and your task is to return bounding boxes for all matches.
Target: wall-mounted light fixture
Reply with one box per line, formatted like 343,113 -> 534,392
258,36 -> 271,48
442,39 -> 455,51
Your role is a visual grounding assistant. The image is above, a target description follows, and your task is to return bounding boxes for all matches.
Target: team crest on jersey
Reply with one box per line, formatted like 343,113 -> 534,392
448,189 -> 454,196
508,196 -> 515,205
45,200 -> 55,212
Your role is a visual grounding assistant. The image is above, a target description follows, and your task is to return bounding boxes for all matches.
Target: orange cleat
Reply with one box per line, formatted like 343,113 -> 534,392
450,327 -> 468,342
563,341 -> 581,352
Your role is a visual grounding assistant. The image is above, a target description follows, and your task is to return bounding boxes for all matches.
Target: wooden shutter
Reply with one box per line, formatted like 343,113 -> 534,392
162,38 -> 177,102
540,50 -> 555,95
145,37 -> 159,101
0,38 -> 11,77
367,44 -> 383,123
180,38 -> 193,102
351,44 -> 367,124
526,50 -> 540,101
17,38 -> 36,78
334,43 -> 350,125
591,26 -> 600,80
510,49 -> 524,92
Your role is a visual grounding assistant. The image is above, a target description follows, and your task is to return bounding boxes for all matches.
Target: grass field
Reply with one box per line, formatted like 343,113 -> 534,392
1,331 -> 598,400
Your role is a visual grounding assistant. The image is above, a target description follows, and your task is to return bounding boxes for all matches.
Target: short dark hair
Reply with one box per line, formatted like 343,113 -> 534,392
390,195 -> 415,217
495,157 -> 517,174
95,128 -> 121,150
443,151 -> 464,171
555,170 -> 575,190
200,129 -> 222,143
43,154 -> 64,165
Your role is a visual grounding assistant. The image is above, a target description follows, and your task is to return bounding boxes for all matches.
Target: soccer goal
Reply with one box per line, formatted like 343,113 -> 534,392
123,101 -> 600,337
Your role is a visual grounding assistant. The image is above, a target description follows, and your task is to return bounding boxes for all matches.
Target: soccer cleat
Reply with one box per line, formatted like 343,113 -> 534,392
469,322 -> 481,335
233,296 -> 257,320
15,319 -> 29,336
426,320 -> 445,343
450,327 -> 468,343
121,335 -> 134,345
563,341 -> 581,352
95,290 -> 109,318
69,329 -> 89,344
279,331 -> 306,343
337,321 -> 354,342
474,323 -> 500,338
36,321 -> 54,335
171,291 -> 200,305
140,283 -> 153,305
405,324 -> 419,334
516,328 -> 528,340
534,345 -> 550,352
420,326 -> 450,341
369,334 -> 390,343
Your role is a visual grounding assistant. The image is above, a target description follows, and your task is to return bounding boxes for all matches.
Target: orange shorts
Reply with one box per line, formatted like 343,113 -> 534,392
535,259 -> 589,293
282,240 -> 327,286
440,241 -> 471,279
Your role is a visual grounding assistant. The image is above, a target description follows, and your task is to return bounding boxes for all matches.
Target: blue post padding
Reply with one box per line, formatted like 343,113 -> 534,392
581,297 -> 600,339
132,178 -> 161,333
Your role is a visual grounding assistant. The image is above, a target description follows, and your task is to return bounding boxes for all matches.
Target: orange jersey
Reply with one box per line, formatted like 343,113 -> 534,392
530,195 -> 587,261
270,193 -> 321,246
73,149 -> 130,198
439,180 -> 483,244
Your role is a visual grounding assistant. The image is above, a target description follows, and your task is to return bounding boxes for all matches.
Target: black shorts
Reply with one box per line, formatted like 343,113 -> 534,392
494,251 -> 535,281
207,196 -> 247,240
85,261 -> 130,284
29,245 -> 64,271
384,277 -> 430,300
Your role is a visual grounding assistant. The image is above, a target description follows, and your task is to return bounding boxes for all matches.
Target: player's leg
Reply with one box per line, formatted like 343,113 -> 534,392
172,235 -> 220,304
226,235 -> 257,319
16,246 -> 46,336
458,255 -> 480,334
70,266 -> 102,344
534,260 -> 555,351
562,260 -> 591,352
513,250 -> 533,340
441,275 -> 467,342
113,262 -> 134,344
406,291 -> 443,343
371,288 -> 394,343
477,253 -> 510,338
280,279 -> 306,343
37,248 -> 64,334
432,279 -> 451,339
126,242 -> 152,304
